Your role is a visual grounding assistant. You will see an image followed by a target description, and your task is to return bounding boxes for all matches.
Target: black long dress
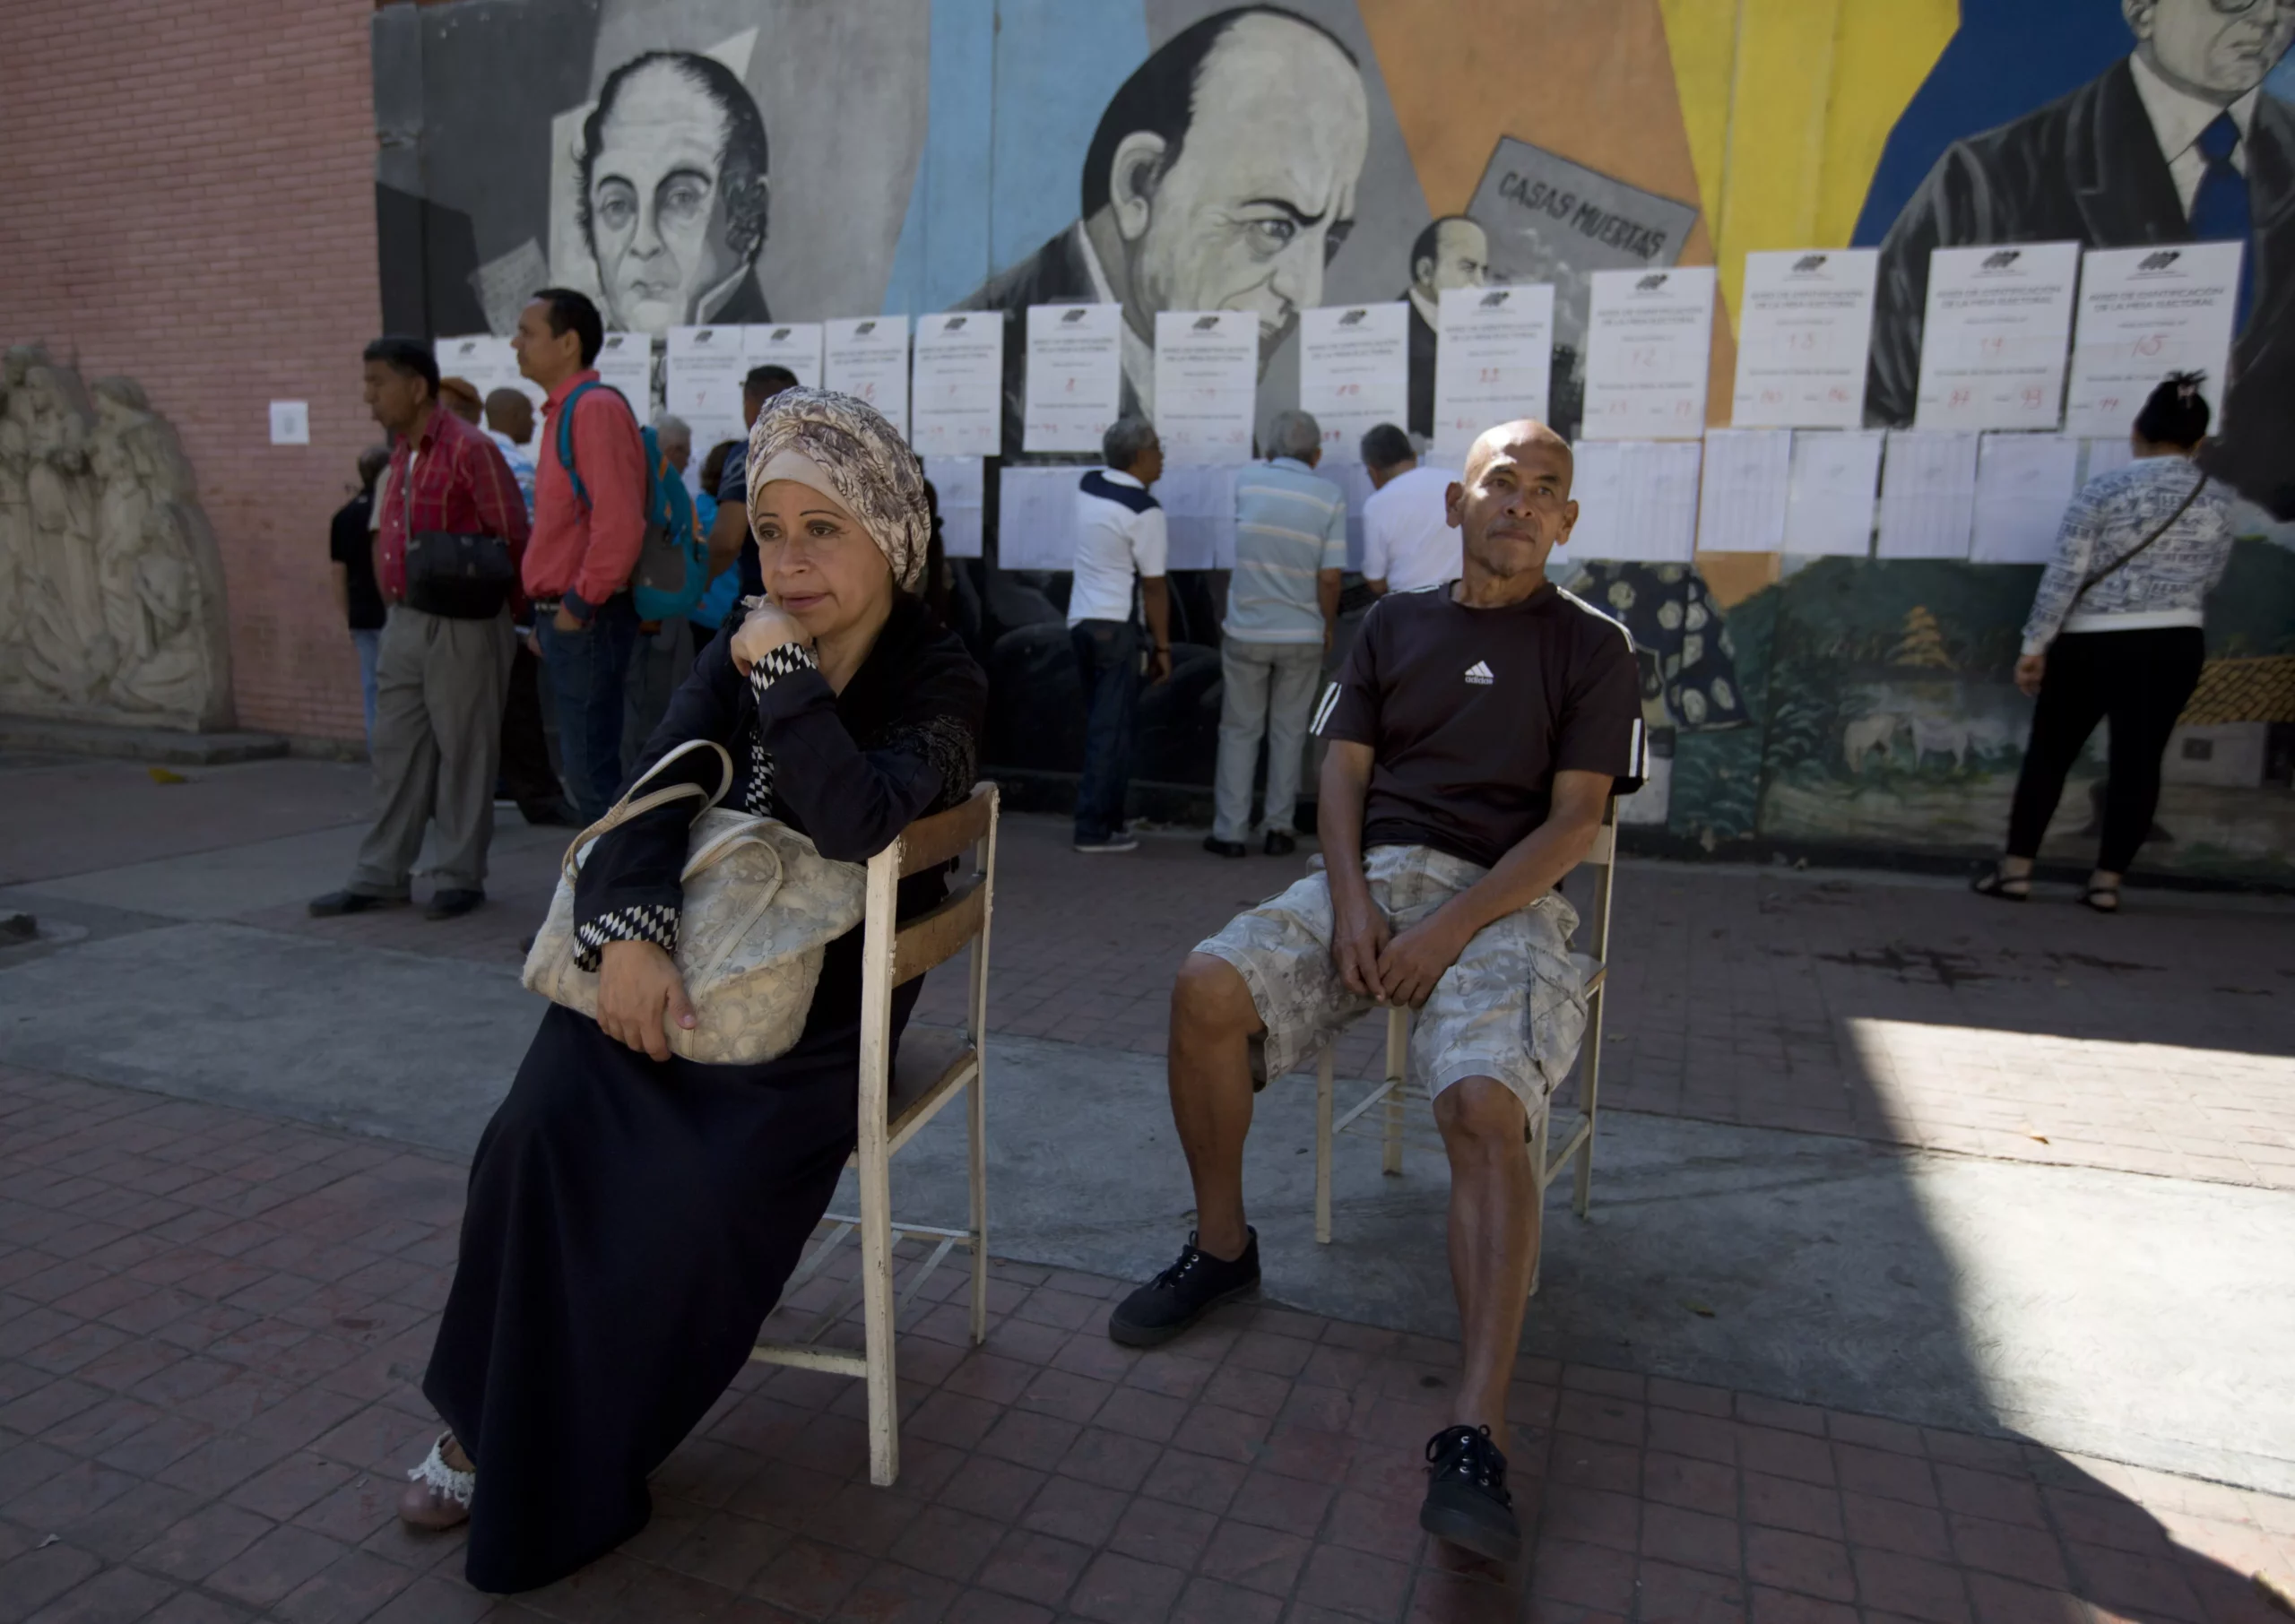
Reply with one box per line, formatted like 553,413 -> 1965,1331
423,593 -> 986,1593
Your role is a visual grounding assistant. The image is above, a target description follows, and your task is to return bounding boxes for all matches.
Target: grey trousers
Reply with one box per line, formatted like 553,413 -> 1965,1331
1213,638 -> 1324,843
350,603 -> 515,896
621,614 -> 695,773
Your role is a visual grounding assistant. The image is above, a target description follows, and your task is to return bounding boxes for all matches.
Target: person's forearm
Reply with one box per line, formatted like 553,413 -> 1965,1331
1364,578 -> 1388,597
707,500 -> 748,575
1317,747 -> 1373,904
1318,570 -> 1342,634
331,564 -> 348,620
1433,806 -> 1601,939
1140,576 -> 1171,650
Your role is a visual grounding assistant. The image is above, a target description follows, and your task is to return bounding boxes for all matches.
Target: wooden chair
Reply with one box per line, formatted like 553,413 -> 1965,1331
1310,799 -> 1618,1291
749,782 -> 999,1485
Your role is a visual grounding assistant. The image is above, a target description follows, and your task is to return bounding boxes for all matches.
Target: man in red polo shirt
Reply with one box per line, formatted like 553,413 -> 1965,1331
513,288 -> 648,823
310,337 -> 532,921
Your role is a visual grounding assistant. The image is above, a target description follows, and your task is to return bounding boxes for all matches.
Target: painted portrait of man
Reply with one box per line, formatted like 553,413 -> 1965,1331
1401,214 -> 1490,438
962,4 -> 1372,454
1865,0 -> 2295,514
576,49 -> 774,336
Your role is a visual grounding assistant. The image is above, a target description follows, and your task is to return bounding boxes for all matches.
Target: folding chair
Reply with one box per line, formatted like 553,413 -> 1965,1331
1311,799 -> 1618,1290
749,782 -> 999,1485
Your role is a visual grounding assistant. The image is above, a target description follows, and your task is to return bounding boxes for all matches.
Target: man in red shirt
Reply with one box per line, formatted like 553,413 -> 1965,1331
310,337 -> 533,921
514,288 -> 648,822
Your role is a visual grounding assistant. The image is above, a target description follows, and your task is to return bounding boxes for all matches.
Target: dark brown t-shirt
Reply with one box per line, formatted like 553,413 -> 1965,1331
1314,581 -> 1646,868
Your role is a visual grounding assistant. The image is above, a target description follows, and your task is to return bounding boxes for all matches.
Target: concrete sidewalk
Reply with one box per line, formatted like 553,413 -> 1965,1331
4,750 -> 2293,1620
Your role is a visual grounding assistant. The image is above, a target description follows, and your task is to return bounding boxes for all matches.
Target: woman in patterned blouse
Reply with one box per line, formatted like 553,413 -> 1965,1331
398,391 -> 987,1592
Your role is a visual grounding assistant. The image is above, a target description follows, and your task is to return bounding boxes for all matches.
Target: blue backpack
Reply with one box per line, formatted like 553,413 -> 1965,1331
555,380 -> 706,622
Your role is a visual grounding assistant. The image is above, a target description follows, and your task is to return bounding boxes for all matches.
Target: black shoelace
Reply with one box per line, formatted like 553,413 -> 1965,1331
1153,1239 -> 1216,1291
1426,1424 -> 1511,1504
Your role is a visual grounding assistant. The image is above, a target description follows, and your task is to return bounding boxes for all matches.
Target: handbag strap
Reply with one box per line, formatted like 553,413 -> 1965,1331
2067,469 -> 2207,612
559,738 -> 738,882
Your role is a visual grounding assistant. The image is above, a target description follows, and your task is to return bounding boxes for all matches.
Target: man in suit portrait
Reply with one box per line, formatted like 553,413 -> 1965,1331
961,5 -> 1371,455
1866,0 -> 2295,514
1402,215 -> 1490,439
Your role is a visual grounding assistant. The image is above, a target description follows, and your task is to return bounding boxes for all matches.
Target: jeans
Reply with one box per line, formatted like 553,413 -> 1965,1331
350,627 -> 382,752
536,593 -> 640,825
1213,638 -> 1324,844
1070,618 -> 1141,842
2006,626 -> 2205,874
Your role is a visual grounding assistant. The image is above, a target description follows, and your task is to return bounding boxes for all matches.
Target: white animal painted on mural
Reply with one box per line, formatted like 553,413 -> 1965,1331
1845,710 -> 2019,773
1843,712 -> 1904,773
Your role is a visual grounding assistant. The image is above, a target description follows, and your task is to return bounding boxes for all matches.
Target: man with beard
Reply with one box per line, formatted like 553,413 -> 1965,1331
961,6 -> 1370,455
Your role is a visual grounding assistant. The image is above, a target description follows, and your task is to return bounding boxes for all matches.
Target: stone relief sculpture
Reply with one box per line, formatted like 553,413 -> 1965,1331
0,346 -> 230,730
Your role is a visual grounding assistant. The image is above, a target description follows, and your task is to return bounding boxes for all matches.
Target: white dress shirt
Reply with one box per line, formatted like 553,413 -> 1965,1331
2126,50 -> 2256,216
1361,462 -> 1461,592
1068,469 -> 1168,626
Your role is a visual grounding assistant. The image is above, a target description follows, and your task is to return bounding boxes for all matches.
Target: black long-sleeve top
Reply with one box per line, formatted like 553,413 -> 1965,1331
570,593 -> 988,996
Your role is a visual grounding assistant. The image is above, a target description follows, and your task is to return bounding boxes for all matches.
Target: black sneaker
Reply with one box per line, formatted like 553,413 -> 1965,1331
1420,1424 -> 1520,1563
424,888 -> 485,920
307,890 -> 397,918
1201,837 -> 1246,860
1263,831 -> 1297,858
1107,1230 -> 1259,1347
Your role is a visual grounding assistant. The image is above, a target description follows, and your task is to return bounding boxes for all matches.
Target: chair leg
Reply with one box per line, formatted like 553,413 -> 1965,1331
1381,1009 -> 1407,1178
858,1146 -> 899,1486
1315,1047 -> 1334,1245
1575,987 -> 1603,1220
967,1074 -> 989,1345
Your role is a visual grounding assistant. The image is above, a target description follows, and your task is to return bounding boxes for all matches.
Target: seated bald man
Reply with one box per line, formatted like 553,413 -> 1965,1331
1108,419 -> 1644,1564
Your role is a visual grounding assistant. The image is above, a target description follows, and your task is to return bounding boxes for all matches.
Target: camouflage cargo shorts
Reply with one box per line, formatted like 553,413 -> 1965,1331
1195,843 -> 1589,1126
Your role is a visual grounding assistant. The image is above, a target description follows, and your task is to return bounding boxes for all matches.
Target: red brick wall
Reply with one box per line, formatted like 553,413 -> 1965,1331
0,0 -> 382,740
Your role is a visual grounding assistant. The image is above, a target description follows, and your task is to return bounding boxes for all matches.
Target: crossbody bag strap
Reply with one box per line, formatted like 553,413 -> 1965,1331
2067,470 -> 2208,612
558,738 -> 737,880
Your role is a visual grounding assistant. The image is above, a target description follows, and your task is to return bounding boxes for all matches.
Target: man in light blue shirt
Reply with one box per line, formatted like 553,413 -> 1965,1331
1209,409 -> 1347,858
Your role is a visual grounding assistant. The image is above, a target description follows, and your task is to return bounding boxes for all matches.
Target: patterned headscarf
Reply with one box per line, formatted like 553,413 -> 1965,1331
745,386 -> 929,591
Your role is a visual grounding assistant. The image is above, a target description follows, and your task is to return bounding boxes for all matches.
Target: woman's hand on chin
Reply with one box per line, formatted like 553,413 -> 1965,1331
596,939 -> 696,1061
730,600 -> 810,675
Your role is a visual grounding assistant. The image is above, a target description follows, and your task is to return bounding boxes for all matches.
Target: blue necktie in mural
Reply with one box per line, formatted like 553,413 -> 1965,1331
2188,112 -> 2253,334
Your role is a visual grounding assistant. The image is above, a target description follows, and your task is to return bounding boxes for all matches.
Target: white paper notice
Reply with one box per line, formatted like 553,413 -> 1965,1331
267,402 -> 309,446
1970,434 -> 2080,564
593,332 -> 653,414
1877,431 -> 1979,558
1432,284 -> 1555,465
1732,249 -> 1878,428
1153,311 -> 1257,465
1564,440 -> 1702,562
1025,304 -> 1122,454
745,323 -> 823,390
996,464 -> 1087,570
437,334 -> 514,397
912,312 -> 1004,458
1298,304 -> 1409,462
666,325 -> 747,427
2064,242 -> 2241,438
1694,429 -> 1792,553
923,455 -> 984,559
1913,242 -> 2081,431
824,316 -> 911,438
2081,437 -> 2134,484
1154,463 -> 1242,569
1783,430 -> 1883,557
1582,266 -> 1718,440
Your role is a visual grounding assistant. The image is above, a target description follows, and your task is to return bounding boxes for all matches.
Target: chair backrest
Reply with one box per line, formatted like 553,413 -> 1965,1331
1570,797 -> 1619,963
871,782 -> 998,990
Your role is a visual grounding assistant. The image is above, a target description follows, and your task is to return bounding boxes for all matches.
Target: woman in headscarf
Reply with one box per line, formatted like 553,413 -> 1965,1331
398,389 -> 987,1592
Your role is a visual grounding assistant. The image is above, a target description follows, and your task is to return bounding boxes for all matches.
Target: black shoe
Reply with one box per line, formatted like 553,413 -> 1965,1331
1201,837 -> 1247,860
1420,1425 -> 1520,1564
1263,830 -> 1297,858
519,801 -> 579,828
1107,1230 -> 1259,1347
425,888 -> 485,921
307,890 -> 395,918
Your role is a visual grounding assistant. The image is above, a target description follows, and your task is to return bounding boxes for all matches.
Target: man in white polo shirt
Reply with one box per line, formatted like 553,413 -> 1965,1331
1359,422 -> 1460,597
1069,415 -> 1173,853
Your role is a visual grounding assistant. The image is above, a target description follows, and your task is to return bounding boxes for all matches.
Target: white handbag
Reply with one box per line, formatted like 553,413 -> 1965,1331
521,739 -> 867,1065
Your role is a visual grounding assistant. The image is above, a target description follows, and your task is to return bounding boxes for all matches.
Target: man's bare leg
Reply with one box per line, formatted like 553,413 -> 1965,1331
1165,952 -> 1265,1261
1433,1076 -> 1539,1439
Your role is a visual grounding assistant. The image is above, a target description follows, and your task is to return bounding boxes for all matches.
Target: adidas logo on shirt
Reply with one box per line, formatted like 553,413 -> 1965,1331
1463,660 -> 1494,686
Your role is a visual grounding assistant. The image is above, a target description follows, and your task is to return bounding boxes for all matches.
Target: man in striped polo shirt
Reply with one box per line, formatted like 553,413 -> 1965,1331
1207,409 -> 1347,859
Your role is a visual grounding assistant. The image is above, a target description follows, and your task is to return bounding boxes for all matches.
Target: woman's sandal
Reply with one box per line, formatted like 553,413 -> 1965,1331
1970,866 -> 2031,902
398,1432 -> 474,1530
2079,885 -> 2120,914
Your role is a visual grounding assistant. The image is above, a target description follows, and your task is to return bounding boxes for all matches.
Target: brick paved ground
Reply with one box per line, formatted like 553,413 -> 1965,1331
907,823 -> 2295,1190
6,1062 -> 2294,1624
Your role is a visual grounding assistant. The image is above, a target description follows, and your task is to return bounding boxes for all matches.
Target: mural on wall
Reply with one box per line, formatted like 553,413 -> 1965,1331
0,347 -> 231,730
372,0 -> 2295,877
